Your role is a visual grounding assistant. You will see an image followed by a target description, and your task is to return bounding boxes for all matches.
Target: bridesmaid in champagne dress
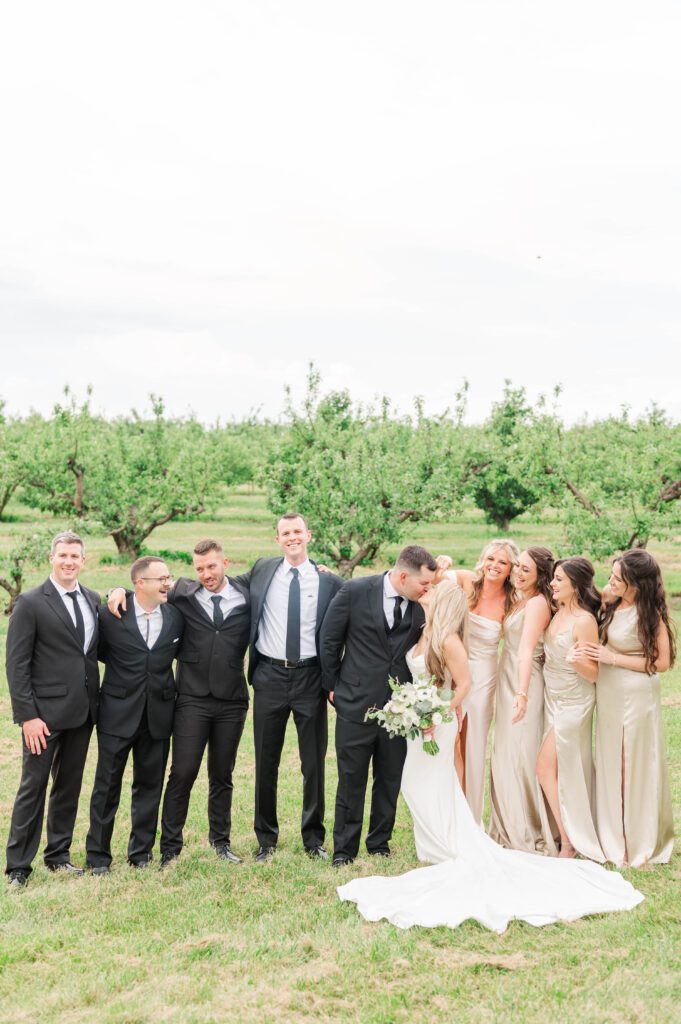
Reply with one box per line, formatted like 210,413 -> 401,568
448,539 -> 519,824
579,550 -> 675,866
537,558 -> 604,862
489,547 -> 557,854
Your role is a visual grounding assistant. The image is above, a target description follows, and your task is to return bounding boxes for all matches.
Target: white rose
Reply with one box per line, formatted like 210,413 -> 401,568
432,712 -> 443,726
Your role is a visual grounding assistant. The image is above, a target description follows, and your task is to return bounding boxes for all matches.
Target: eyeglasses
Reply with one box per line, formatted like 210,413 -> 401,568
139,576 -> 174,584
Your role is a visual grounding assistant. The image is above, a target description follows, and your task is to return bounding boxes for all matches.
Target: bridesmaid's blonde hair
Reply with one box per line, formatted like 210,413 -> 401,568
424,579 -> 469,688
469,539 -> 520,618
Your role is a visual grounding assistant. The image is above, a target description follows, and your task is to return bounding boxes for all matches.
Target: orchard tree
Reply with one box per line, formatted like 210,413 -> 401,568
0,527 -> 57,614
0,400 -> 30,519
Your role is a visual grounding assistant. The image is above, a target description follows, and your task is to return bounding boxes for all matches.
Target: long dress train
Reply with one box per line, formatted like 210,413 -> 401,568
337,651 -> 643,934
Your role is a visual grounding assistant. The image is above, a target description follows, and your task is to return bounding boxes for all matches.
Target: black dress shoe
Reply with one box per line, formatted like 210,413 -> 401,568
214,844 -> 242,864
130,858 -> 152,869
306,846 -> 328,860
160,852 -> 179,868
254,845 -> 276,863
7,870 -> 28,889
367,849 -> 391,858
332,856 -> 354,868
46,862 -> 84,876
89,865 -> 110,876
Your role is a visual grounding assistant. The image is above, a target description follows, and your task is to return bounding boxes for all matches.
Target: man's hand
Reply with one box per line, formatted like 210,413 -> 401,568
107,588 -> 127,619
22,718 -> 51,755
328,691 -> 334,704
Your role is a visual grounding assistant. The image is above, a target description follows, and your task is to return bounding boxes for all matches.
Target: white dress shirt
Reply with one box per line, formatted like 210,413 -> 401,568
256,558 -> 319,660
133,596 -> 164,649
383,572 -> 407,629
49,576 -> 96,653
194,579 -> 247,624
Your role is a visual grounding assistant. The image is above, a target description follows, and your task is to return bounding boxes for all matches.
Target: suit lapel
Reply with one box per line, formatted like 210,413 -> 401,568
257,558 -> 283,623
81,586 -> 100,653
369,575 -> 391,657
122,602 -> 151,650
154,603 -> 176,647
315,571 -> 335,630
42,579 -> 83,650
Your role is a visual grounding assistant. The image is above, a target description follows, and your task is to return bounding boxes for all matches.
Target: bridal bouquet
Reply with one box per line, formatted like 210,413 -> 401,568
365,677 -> 454,755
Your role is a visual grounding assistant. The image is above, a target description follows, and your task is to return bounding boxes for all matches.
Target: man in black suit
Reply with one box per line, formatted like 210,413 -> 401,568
320,544 -> 438,867
5,531 -> 100,888
108,538 -> 250,865
86,557 -> 183,873
241,513 -> 343,861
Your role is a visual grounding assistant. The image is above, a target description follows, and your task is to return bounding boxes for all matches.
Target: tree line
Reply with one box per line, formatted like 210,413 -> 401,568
1,372 -> 680,606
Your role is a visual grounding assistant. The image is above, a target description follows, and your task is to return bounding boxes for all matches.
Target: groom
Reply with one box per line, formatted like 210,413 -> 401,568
320,545 -> 438,866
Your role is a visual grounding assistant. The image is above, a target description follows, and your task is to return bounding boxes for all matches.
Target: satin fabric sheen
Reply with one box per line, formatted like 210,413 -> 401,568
461,611 -> 501,824
543,627 -> 604,862
596,605 -> 674,866
489,607 -> 557,854
337,650 -> 644,933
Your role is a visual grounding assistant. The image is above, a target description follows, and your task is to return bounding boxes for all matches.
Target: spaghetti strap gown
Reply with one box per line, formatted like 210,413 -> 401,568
542,627 -> 604,862
337,650 -> 643,933
595,605 -> 674,866
488,607 -> 557,854
461,612 -> 501,824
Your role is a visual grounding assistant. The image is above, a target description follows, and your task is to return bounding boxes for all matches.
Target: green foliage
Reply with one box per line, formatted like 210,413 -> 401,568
0,526 -> 56,613
0,401 -> 30,520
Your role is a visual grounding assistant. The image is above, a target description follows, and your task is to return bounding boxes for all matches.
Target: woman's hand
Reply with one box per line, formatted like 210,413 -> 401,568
573,642 -> 616,665
422,724 -> 436,741
511,693 -> 528,724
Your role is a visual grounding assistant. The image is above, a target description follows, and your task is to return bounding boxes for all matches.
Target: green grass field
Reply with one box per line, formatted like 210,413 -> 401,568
1,492 -> 679,1023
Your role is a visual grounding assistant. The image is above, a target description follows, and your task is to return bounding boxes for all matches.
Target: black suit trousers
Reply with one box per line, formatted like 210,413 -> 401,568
252,662 -> 327,849
5,718 -> 93,875
332,715 -> 407,860
160,694 -> 247,856
86,714 -> 170,867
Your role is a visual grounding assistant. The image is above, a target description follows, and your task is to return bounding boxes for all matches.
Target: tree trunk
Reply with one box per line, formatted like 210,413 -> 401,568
0,574 -> 21,615
110,530 -> 143,558
0,481 -> 19,521
626,532 -> 649,550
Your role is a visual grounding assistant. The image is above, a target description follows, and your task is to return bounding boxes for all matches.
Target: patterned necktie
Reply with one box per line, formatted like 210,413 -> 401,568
211,594 -> 224,628
66,590 -> 86,649
286,568 -> 301,663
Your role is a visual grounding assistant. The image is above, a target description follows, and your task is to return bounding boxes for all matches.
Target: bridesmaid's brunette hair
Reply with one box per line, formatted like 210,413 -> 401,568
524,546 -> 555,608
555,557 -> 601,618
600,549 -> 677,673
470,538 -> 520,618
424,579 -> 469,688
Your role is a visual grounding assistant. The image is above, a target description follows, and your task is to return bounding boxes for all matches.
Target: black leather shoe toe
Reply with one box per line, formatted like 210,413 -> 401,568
7,870 -> 28,889
254,845 -> 276,863
46,862 -> 84,876
215,844 -> 242,864
306,846 -> 329,860
332,856 -> 354,868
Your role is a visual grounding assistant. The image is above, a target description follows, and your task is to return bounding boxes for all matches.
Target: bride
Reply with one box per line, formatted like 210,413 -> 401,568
337,579 -> 644,933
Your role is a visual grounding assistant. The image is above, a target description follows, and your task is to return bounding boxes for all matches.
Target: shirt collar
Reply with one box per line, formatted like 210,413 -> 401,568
133,596 -> 162,618
283,558 -> 312,577
50,576 -> 82,598
200,579 -> 231,600
383,571 -> 402,600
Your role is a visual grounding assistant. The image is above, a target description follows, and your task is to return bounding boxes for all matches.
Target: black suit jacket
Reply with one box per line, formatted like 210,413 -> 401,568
170,576 -> 251,703
236,557 -> 343,684
319,573 -> 425,723
6,577 -> 101,730
97,599 -> 184,740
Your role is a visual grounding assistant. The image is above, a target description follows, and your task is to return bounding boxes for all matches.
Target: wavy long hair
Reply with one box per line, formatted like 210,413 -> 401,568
600,549 -> 677,674
469,539 -> 520,618
424,579 -> 469,688
523,546 -> 555,608
555,557 -> 601,618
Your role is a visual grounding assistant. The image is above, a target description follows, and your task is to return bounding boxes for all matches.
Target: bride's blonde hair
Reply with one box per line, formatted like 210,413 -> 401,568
423,579 -> 469,688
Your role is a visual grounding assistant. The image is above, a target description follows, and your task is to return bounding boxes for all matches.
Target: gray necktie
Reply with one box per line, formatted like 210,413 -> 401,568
211,594 -> 224,628
286,568 -> 301,663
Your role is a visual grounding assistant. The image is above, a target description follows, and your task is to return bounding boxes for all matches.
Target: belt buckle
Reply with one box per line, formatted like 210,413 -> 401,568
284,658 -> 293,669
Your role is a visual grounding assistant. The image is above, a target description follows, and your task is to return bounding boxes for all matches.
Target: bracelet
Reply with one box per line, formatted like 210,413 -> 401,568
514,691 -> 528,701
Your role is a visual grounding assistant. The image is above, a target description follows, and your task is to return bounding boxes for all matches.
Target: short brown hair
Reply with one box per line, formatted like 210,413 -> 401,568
130,556 -> 167,582
193,538 -> 224,557
51,531 -> 84,555
395,545 -> 437,573
276,512 -> 308,531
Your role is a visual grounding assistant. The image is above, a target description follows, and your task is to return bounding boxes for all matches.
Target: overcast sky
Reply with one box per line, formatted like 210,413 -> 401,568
1,1 -> 679,425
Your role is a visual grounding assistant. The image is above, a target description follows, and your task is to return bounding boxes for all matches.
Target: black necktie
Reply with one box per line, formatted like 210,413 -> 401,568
392,596 -> 403,632
286,567 -> 301,663
211,594 -> 224,628
66,590 -> 86,649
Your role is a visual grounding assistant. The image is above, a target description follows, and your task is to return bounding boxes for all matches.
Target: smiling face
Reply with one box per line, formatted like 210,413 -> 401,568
49,542 -> 85,589
276,516 -> 311,565
136,561 -> 172,604
514,551 -> 538,594
193,548 -> 229,592
482,546 -> 515,585
607,560 -> 636,603
550,565 -> 575,606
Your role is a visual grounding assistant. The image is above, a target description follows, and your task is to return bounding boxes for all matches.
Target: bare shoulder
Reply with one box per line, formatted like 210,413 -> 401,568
573,611 -> 598,639
443,632 -> 467,658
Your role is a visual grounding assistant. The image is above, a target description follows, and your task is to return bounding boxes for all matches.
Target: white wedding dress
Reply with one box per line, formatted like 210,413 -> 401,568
337,649 -> 644,933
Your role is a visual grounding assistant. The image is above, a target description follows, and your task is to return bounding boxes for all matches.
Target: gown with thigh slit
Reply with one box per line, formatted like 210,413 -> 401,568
461,611 -> 501,824
595,605 -> 674,866
337,650 -> 644,933
542,626 -> 604,862
488,607 -> 557,854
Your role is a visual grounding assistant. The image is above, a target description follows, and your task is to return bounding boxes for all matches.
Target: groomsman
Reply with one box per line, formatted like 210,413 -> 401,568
108,540 -> 250,865
239,513 -> 342,861
86,558 -> 183,872
5,532 -> 100,888
320,545 -> 437,867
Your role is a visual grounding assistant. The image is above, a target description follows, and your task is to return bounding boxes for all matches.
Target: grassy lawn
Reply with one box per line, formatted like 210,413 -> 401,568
1,493 -> 679,1023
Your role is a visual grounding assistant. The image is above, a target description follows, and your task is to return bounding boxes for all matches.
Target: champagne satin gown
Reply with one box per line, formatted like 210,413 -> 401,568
461,612 -> 501,824
596,605 -> 674,866
488,607 -> 557,854
543,626 -> 604,862
336,649 -> 644,933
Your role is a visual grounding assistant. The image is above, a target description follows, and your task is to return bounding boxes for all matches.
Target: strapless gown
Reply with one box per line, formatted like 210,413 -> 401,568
337,650 -> 644,933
